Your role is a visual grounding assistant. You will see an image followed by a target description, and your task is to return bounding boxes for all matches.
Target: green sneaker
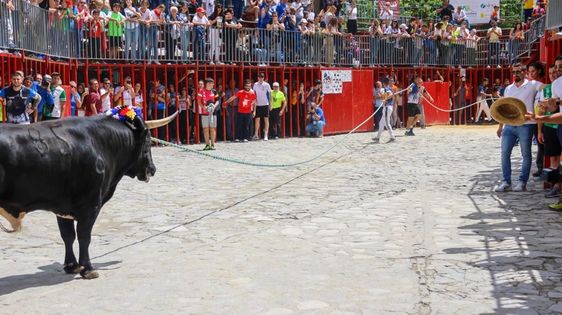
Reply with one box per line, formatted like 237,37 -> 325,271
210,144 -> 216,150
203,144 -> 211,151
548,202 -> 562,211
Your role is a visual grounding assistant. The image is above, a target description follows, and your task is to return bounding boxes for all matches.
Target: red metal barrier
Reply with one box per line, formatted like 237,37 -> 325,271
423,82 -> 451,125
0,58 -> 530,138
322,69 -> 374,135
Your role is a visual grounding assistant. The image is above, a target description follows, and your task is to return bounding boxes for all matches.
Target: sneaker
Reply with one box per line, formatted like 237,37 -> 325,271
372,137 -> 380,143
243,139 -> 248,142
513,181 -> 527,192
494,181 -> 511,192
234,139 -> 240,142
210,144 -> 216,150
203,144 -> 211,151
545,186 -> 561,198
252,135 -> 259,141
532,169 -> 543,177
274,136 -> 279,140
548,202 -> 562,211
264,136 -> 268,141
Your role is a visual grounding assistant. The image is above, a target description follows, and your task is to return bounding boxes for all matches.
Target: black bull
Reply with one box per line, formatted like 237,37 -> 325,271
0,113 -> 175,279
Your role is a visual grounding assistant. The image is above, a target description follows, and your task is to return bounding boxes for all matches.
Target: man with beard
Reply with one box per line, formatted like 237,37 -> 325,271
0,72 -> 41,124
494,63 -> 542,192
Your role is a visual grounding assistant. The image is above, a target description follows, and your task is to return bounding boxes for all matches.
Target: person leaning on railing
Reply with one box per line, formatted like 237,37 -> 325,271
368,19 -> 382,66
509,22 -> 524,64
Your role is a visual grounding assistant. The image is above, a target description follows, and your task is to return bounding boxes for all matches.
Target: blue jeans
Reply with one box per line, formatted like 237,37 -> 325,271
148,26 -> 159,61
501,124 -> 533,184
180,30 -> 190,60
125,27 -> 139,60
306,121 -> 325,136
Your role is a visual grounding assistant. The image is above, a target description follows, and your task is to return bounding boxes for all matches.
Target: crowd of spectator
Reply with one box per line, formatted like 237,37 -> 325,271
0,0 -> 550,67
0,70 -> 327,147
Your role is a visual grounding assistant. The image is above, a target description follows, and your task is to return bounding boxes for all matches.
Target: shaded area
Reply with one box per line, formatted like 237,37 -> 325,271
448,167 -> 562,314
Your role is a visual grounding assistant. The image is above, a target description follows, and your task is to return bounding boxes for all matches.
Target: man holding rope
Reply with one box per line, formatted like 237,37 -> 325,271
405,77 -> 433,136
373,78 -> 396,143
495,63 -> 542,192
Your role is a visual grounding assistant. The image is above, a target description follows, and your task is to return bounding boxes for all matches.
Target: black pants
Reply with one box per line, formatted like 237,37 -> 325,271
237,113 -> 252,140
269,108 -> 281,138
533,124 -> 544,170
347,19 -> 357,34
179,110 -> 188,143
374,105 -> 383,129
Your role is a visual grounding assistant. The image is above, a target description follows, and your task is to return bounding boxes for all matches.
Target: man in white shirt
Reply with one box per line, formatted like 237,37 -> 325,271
252,73 -> 272,141
99,78 -> 113,112
495,63 -> 542,192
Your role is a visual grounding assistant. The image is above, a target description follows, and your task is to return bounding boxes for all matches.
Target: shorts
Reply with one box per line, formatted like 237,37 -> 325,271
543,125 -> 561,156
109,36 -> 122,48
201,115 -> 217,128
255,106 -> 269,118
407,103 -> 421,117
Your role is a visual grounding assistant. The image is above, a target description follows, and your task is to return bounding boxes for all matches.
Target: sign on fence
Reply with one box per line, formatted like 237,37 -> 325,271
322,70 -> 348,94
451,0 -> 499,24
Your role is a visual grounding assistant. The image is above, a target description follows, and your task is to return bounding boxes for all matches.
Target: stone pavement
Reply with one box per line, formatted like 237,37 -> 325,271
1,126 -> 562,314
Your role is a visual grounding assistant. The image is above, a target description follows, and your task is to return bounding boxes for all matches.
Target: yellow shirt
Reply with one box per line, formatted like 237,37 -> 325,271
524,0 -> 534,9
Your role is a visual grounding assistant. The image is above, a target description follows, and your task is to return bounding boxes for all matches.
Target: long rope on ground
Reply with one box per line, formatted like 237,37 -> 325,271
151,86 -> 413,168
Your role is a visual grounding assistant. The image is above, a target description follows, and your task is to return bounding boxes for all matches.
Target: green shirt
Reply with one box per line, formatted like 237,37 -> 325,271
108,12 -> 125,37
271,90 -> 286,109
542,85 -> 557,129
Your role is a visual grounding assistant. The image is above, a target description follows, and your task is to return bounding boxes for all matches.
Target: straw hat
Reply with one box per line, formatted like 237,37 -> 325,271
490,97 -> 527,126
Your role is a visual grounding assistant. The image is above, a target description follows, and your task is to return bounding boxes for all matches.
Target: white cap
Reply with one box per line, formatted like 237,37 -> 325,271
272,82 -> 280,87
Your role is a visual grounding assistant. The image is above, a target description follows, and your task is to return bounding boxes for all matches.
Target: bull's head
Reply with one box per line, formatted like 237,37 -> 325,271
126,112 -> 178,182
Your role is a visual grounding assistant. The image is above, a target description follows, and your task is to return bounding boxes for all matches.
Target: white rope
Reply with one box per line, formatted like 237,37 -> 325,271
421,94 -> 500,113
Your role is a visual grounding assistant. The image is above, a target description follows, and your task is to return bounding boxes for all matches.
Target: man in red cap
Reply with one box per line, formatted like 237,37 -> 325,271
192,7 -> 210,62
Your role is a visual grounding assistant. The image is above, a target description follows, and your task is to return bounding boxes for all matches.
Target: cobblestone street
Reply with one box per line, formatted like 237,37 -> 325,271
1,126 -> 562,314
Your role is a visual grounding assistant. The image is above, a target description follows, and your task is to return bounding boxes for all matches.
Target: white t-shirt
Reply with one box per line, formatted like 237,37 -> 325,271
503,79 -> 542,125
122,89 -> 133,107
348,7 -> 357,20
552,76 -> 562,112
253,81 -> 272,106
124,7 -> 139,29
99,87 -> 111,112
192,15 -> 209,25
135,92 -> 144,107
51,86 -> 66,118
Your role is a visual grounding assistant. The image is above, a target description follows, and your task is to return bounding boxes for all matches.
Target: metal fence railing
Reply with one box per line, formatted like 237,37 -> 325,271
0,0 -> 546,67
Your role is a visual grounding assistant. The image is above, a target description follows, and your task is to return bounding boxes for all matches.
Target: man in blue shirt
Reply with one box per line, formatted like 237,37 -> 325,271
305,102 -> 326,137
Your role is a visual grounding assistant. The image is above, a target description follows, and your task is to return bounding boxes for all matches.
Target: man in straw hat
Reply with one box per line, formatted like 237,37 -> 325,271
494,63 -> 543,192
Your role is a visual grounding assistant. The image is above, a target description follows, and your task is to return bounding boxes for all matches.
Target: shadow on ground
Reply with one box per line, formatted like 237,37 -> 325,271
0,260 -> 121,296
447,167 -> 562,314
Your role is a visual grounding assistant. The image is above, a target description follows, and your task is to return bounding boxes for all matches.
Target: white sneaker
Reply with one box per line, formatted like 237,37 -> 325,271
513,181 -> 527,192
264,136 -> 268,141
494,181 -> 511,192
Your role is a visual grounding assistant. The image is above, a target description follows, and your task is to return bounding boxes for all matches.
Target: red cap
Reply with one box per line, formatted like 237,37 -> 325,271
196,7 -> 205,13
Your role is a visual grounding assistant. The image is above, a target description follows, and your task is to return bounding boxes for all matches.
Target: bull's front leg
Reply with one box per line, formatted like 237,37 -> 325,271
77,217 -> 99,279
56,217 -> 81,274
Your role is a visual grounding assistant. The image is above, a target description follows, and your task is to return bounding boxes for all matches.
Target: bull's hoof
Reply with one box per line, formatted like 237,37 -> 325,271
80,269 -> 99,280
63,262 -> 82,274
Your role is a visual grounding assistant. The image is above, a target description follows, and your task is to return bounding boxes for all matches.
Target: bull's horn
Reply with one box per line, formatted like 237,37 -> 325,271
145,111 -> 179,130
